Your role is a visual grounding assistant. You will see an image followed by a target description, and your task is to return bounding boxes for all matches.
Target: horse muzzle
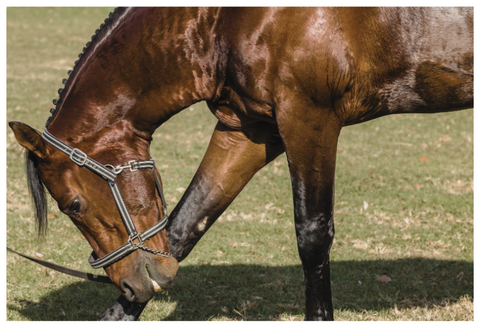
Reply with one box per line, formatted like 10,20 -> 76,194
115,252 -> 178,303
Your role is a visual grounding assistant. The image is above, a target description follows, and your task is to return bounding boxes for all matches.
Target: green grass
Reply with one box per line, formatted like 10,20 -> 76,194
6,8 -> 473,321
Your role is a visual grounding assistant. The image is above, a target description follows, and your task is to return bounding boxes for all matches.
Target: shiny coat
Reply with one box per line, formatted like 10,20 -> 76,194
10,7 -> 472,320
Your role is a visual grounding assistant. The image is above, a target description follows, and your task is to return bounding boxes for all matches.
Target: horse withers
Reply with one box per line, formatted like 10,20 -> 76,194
9,7 -> 472,320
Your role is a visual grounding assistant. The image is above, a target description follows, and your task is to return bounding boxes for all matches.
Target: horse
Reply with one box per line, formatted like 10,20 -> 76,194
9,7 -> 473,321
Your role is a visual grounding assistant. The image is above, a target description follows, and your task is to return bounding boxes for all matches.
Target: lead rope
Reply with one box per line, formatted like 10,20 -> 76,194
6,247 -> 113,284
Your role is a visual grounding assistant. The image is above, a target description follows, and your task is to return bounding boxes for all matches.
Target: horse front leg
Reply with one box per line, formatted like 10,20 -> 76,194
99,296 -> 147,321
276,101 -> 342,321
100,120 -> 283,320
167,120 -> 284,261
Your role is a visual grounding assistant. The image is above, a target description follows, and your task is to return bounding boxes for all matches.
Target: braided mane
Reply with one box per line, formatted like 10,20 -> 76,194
45,7 -> 127,128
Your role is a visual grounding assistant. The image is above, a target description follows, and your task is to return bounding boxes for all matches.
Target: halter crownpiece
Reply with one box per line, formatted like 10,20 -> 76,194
41,129 -> 171,269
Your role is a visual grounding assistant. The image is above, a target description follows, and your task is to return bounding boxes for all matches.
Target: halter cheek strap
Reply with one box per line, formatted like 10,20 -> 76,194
41,129 -> 171,269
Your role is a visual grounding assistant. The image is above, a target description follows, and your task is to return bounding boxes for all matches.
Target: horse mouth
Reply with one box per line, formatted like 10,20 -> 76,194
148,273 -> 174,290
146,262 -> 176,292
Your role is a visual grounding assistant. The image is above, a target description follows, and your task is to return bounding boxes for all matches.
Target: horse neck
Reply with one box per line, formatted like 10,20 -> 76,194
47,7 -> 226,146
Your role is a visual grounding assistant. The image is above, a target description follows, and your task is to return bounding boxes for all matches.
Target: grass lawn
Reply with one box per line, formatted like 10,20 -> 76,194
6,8 -> 473,321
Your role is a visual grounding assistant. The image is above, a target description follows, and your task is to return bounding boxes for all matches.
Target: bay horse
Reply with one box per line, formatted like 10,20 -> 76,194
9,7 -> 472,321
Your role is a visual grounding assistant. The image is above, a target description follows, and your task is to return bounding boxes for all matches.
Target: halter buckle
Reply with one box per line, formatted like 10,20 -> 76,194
128,160 -> 138,172
70,148 -> 88,166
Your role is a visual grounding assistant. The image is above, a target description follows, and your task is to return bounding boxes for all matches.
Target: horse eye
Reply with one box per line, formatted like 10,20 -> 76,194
69,198 -> 81,215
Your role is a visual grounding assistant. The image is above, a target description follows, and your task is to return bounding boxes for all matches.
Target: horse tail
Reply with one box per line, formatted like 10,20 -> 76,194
26,150 -> 48,236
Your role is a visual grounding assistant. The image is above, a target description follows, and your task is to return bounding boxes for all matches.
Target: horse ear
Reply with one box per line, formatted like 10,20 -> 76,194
9,121 -> 48,159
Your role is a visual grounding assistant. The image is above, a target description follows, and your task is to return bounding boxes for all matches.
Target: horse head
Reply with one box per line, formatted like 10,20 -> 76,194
10,120 -> 178,303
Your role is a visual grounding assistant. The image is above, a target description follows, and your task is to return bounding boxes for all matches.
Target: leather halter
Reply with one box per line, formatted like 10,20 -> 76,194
41,129 -> 171,269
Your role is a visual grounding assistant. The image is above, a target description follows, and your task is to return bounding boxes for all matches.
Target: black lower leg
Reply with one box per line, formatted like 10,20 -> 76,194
303,258 -> 334,320
99,295 -> 147,321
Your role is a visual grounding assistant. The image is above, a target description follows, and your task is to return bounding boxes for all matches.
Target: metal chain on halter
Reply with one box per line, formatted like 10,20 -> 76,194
124,218 -> 172,259
129,239 -> 172,258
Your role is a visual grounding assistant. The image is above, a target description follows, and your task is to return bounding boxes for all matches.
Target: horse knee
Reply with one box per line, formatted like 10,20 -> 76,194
295,213 -> 335,265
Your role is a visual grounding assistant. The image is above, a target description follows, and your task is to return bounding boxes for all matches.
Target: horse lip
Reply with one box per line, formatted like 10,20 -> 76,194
146,264 -> 174,290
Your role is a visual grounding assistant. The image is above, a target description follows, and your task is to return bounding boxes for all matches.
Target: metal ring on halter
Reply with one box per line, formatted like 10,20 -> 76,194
128,233 -> 145,249
105,164 -> 124,175
106,160 -> 151,175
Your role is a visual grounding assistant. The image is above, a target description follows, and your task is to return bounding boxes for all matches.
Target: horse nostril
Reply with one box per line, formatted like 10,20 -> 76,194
118,275 -> 155,303
121,280 -> 136,302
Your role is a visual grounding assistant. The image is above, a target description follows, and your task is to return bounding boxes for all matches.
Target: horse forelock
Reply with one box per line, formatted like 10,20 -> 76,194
26,150 -> 48,236
46,7 -> 134,128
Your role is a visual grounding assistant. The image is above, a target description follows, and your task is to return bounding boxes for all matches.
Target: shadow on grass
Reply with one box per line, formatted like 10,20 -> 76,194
8,258 -> 473,320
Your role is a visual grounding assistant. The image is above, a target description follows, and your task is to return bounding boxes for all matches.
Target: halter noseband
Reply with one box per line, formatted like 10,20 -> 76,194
41,129 -> 171,269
